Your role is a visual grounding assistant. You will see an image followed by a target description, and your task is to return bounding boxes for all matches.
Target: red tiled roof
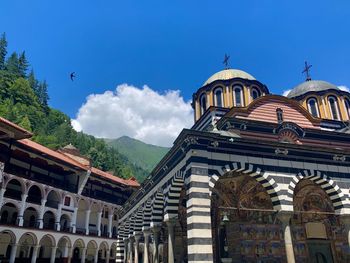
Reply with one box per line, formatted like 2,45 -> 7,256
18,139 -> 139,187
0,118 -> 138,187
91,167 -> 140,187
0,117 -> 33,139
18,139 -> 88,170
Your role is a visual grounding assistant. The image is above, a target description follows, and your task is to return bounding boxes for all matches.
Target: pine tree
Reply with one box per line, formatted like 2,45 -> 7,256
28,69 -> 38,95
0,33 -> 7,70
5,52 -> 19,76
18,51 -> 29,78
37,80 -> 49,109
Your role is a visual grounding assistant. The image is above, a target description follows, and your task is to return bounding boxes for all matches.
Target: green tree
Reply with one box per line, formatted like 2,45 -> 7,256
37,80 -> 49,108
5,52 -> 19,76
18,115 -> 32,131
0,33 -> 7,70
18,51 -> 29,78
28,69 -> 38,94
8,78 -> 40,106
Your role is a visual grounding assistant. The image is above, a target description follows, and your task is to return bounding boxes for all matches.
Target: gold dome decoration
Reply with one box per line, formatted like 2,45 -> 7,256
203,69 -> 256,86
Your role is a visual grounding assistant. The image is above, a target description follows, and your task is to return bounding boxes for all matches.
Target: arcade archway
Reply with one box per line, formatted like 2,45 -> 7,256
211,173 -> 285,262
291,178 -> 349,262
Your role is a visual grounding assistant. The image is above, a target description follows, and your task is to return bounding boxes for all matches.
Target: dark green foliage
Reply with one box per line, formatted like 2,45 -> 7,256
0,33 -> 7,70
0,32 -> 148,181
18,51 -> 29,78
37,80 -> 49,111
5,52 -> 20,76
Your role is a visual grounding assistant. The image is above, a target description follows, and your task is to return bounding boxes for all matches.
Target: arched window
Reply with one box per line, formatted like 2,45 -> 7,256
213,87 -> 223,107
250,88 -> 260,100
233,85 -> 244,107
200,93 -> 207,115
276,108 -> 283,124
307,97 -> 319,117
344,98 -> 350,120
328,96 -> 340,120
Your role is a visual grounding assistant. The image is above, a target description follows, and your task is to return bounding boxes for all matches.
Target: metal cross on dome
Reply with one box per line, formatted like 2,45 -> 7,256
302,61 -> 312,81
223,54 -> 230,69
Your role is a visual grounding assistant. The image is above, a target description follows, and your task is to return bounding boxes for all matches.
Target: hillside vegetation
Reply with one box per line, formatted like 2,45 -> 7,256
0,32 -> 148,180
105,136 -> 169,174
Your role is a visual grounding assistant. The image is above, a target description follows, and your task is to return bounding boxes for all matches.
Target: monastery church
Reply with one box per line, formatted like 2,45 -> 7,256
117,65 -> 350,263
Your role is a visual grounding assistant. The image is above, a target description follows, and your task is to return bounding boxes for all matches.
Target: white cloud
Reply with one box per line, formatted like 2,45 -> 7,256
338,85 -> 350,92
72,84 -> 193,147
282,89 -> 291,96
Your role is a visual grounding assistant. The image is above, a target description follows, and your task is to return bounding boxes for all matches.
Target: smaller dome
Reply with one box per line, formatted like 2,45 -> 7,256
203,69 -> 255,86
287,80 -> 339,98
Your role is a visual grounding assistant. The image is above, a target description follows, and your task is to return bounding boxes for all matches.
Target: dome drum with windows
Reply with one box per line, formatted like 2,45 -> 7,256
287,80 -> 350,121
193,69 -> 269,121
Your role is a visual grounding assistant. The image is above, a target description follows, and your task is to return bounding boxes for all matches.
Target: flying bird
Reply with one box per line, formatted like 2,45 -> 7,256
70,72 -> 76,81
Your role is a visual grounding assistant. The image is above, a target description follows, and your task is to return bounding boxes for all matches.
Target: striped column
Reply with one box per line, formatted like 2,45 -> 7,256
116,224 -> 125,263
186,165 -> 213,263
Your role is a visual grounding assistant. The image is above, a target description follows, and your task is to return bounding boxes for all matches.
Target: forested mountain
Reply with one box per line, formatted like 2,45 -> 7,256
0,32 -> 148,181
105,136 -> 169,174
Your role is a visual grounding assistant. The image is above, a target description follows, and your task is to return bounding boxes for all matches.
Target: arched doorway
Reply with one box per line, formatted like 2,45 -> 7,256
211,173 -> 284,262
86,240 -> 98,262
0,230 -> 16,261
23,207 -> 39,228
43,211 -> 56,230
60,214 -> 71,232
56,236 -> 71,263
99,242 -> 109,263
0,203 -> 18,225
38,235 -> 55,263
292,178 -> 349,262
110,243 -> 117,263
17,232 -> 37,262
72,239 -> 85,263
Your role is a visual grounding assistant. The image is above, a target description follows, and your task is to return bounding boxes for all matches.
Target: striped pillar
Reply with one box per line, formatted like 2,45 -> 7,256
116,225 -> 125,263
186,165 -> 213,263
116,238 -> 125,263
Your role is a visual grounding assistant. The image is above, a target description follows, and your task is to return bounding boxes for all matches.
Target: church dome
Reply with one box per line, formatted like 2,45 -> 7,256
203,69 -> 255,86
287,80 -> 339,98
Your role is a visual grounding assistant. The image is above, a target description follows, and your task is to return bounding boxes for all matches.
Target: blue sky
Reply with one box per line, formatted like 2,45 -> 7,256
1,0 -> 350,145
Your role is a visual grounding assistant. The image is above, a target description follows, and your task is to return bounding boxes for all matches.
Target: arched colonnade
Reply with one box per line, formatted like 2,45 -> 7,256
0,228 -> 117,263
0,174 -> 119,238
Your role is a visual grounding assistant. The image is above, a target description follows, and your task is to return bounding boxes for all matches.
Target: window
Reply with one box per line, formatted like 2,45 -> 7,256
233,85 -> 244,107
251,88 -> 260,100
307,98 -> 319,117
200,93 -> 207,115
64,196 -> 71,206
276,108 -> 283,124
214,87 -> 223,107
328,96 -> 340,120
344,98 -> 350,119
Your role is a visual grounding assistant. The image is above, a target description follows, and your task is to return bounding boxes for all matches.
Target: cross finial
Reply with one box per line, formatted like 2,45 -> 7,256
302,61 -> 312,81
223,54 -> 230,69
